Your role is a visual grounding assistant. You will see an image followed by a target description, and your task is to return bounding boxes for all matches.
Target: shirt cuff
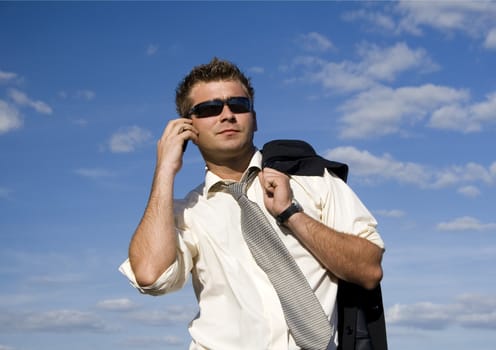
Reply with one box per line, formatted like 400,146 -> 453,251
118,235 -> 192,296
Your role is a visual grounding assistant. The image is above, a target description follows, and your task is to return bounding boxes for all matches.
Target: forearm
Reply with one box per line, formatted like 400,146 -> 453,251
129,169 -> 178,287
285,212 -> 383,290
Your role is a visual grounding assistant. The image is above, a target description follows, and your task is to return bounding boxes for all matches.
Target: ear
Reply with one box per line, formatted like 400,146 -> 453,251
252,110 -> 258,132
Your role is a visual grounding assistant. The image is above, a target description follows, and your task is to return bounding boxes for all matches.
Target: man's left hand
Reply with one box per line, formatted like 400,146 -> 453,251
258,167 -> 293,219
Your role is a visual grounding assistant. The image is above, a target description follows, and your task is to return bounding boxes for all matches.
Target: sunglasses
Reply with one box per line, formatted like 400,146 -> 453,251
187,96 -> 253,118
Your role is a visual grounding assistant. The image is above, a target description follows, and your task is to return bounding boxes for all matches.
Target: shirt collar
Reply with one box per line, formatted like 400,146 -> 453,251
204,150 -> 262,197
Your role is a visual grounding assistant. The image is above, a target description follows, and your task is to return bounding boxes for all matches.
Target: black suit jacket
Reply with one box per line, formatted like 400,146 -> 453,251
261,139 -> 387,350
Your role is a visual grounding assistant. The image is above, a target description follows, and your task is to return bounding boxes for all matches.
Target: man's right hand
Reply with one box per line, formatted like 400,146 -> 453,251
156,118 -> 198,176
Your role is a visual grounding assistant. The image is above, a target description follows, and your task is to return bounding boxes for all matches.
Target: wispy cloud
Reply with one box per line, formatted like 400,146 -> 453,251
58,89 -> 96,101
120,335 -> 184,347
289,41 -> 437,94
0,309 -> 111,333
248,66 -> 265,74
0,100 -> 22,134
484,28 -> 496,49
437,216 -> 496,232
8,89 -> 52,115
126,304 -> 196,326
325,146 -> 496,189
0,344 -> 15,350
428,91 -> 496,133
0,70 -> 17,83
72,118 -> 88,127
287,34 -> 496,138
457,185 -> 480,198
74,168 -> 114,179
96,298 -> 138,312
146,44 -> 159,56
341,9 -> 396,32
108,126 -> 153,153
75,89 -> 96,100
296,32 -> 334,52
0,187 -> 12,199
395,1 -> 496,39
343,1 -> 496,50
337,84 -> 474,139
27,274 -> 83,286
374,209 -> 405,218
386,293 -> 496,330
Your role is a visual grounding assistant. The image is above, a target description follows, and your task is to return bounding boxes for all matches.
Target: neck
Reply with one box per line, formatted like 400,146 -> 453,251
204,146 -> 256,182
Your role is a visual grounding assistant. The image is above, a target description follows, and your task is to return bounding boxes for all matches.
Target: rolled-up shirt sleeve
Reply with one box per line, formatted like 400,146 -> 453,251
118,231 -> 194,296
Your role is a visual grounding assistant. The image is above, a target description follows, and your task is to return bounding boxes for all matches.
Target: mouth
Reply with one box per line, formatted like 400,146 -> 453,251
217,129 -> 240,135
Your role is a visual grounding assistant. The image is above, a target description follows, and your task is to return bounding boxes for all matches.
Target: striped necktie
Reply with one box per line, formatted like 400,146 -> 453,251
226,168 -> 332,349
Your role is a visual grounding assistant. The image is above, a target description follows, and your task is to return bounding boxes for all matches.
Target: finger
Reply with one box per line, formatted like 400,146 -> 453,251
175,118 -> 192,134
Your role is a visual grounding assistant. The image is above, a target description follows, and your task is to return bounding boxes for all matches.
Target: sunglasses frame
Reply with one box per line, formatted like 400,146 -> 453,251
186,96 -> 253,118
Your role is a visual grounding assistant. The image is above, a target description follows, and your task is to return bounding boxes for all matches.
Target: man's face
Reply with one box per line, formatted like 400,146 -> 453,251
188,80 -> 257,162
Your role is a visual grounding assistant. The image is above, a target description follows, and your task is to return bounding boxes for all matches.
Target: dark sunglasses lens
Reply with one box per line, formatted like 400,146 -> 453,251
191,97 -> 252,117
194,101 -> 224,118
227,98 -> 251,113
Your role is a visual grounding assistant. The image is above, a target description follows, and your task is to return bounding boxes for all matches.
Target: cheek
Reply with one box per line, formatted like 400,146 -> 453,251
192,119 -> 214,141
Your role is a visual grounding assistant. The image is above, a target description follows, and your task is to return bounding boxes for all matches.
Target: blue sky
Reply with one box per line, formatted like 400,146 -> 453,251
1,1 -> 496,349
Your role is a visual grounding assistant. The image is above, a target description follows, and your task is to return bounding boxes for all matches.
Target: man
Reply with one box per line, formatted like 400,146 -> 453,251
120,58 -> 385,350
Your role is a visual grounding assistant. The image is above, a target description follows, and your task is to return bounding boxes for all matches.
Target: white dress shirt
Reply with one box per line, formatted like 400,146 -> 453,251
120,151 -> 384,350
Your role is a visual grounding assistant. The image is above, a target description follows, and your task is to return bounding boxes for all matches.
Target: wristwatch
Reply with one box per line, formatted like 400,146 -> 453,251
276,199 -> 303,226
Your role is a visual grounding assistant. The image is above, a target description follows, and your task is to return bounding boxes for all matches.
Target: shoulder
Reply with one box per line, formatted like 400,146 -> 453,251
174,183 -> 205,212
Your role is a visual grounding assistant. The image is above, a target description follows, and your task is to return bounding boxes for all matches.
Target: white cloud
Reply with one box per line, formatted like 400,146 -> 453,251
396,1 -> 496,38
428,91 -> 496,132
457,185 -> 480,198
249,66 -> 265,74
374,209 -> 405,218
343,1 -> 496,49
357,42 -> 438,81
96,298 -> 138,312
297,32 -> 334,52
437,216 -> 496,232
342,9 -> 396,32
325,146 -> 430,187
0,70 -> 17,83
325,146 -> 495,189
338,84 -> 469,139
0,187 -> 12,198
8,88 -> 52,115
146,44 -> 159,56
121,335 -> 183,347
72,118 -> 88,127
0,345 -> 15,350
387,293 -> 496,330
0,100 -> 23,134
27,274 -> 83,286
74,168 -> 114,179
0,309 -> 110,333
127,304 -> 196,326
292,42 -> 437,94
312,60 -> 376,93
343,2 -> 496,49
108,126 -> 153,153
58,89 -> 95,100
287,38 -> 493,138
75,89 -> 95,100
484,27 -> 496,49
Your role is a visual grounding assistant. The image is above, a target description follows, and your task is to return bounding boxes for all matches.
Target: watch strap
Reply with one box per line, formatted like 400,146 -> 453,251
276,200 -> 302,225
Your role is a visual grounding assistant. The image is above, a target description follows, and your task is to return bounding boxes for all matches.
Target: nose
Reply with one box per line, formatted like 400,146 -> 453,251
219,104 -> 236,122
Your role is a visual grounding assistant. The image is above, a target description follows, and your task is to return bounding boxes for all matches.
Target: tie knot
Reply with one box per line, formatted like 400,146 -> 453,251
226,182 -> 244,200
225,167 -> 259,200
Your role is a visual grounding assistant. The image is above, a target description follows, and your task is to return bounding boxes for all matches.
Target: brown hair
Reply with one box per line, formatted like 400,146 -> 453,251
175,57 -> 255,117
